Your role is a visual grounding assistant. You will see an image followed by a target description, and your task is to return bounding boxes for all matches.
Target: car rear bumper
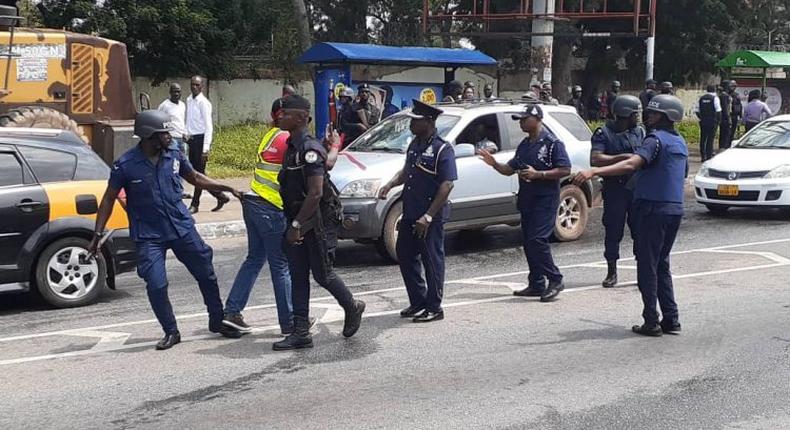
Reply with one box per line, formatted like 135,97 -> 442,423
694,175 -> 790,207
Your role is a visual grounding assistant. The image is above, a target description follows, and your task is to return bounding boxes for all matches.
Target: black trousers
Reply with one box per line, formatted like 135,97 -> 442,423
699,124 -> 717,162
719,120 -> 732,150
730,119 -> 741,141
187,134 -> 225,208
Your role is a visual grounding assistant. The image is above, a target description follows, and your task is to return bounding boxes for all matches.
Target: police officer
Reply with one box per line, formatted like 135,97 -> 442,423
340,87 -> 366,144
480,105 -> 571,302
605,81 -> 621,119
574,95 -> 687,336
695,84 -> 722,162
659,81 -> 674,95
540,82 -> 559,104
567,85 -> 586,119
274,95 -> 365,350
378,100 -> 457,322
88,110 -> 243,350
344,83 -> 381,143
638,79 -> 657,122
590,95 -> 645,288
718,81 -> 732,150
443,80 -> 463,102
728,80 -> 743,140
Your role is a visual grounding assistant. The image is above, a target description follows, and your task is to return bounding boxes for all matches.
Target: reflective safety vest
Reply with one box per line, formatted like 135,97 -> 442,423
250,127 -> 286,209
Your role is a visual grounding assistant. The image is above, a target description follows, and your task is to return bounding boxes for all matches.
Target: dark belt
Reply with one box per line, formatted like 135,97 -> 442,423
243,193 -> 279,210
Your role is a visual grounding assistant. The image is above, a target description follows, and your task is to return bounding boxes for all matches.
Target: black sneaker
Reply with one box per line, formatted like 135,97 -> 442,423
660,320 -> 682,333
540,281 -> 565,302
222,313 -> 252,334
632,323 -> 663,337
209,323 -> 243,339
281,317 -> 316,335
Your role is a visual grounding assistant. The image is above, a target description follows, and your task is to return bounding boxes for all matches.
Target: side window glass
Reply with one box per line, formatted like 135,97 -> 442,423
0,152 -> 23,187
548,112 -> 593,141
17,146 -> 77,183
504,113 -> 528,149
456,114 -> 500,153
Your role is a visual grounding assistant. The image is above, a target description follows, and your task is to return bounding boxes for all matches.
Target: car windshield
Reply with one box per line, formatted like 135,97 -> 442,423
346,114 -> 460,153
736,121 -> 790,149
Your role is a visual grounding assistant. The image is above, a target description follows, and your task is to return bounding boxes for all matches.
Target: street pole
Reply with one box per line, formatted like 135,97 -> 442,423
531,0 -> 555,85
646,36 -> 655,80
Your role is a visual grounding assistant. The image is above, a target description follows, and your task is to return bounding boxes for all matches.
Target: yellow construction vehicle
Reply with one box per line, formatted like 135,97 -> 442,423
0,5 -> 142,163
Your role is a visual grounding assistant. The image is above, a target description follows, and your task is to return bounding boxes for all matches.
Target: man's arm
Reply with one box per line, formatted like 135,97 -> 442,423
573,154 -> 645,186
87,186 -> 120,255
323,128 -> 341,170
183,170 -> 241,199
201,99 -> 213,154
293,175 -> 323,227
591,151 -> 632,167
478,149 -> 515,176
426,181 -> 453,217
377,169 -> 405,199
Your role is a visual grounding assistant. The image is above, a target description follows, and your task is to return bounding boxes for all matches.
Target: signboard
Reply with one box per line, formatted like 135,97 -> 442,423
420,88 -> 437,105
16,58 -> 48,82
731,67 -> 763,78
0,43 -> 66,59
733,86 -> 782,114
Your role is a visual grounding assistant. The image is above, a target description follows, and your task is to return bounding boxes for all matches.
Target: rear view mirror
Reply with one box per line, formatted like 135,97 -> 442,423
455,143 -> 475,158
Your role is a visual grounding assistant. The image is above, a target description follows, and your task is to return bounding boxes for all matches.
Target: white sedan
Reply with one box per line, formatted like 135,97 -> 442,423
695,114 -> 790,214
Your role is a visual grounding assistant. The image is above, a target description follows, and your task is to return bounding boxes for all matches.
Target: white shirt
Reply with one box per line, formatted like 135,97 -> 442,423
186,93 -> 214,153
157,98 -> 186,139
694,92 -> 722,114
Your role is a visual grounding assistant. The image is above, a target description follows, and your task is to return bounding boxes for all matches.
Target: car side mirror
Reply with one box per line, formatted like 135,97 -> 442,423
455,143 -> 475,158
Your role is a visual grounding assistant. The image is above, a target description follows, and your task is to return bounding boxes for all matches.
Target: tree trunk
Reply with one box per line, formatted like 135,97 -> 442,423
552,35 -> 574,103
292,0 -> 312,53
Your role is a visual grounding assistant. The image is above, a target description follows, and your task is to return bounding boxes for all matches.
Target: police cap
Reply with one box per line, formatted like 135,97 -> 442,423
281,94 -> 311,112
645,94 -> 683,122
646,79 -> 657,86
512,104 -> 543,121
612,80 -> 622,88
134,110 -> 172,139
572,85 -> 582,93
357,83 -> 371,92
271,98 -> 284,116
406,99 -> 443,120
341,88 -> 355,98
541,82 -> 552,90
611,95 -> 641,118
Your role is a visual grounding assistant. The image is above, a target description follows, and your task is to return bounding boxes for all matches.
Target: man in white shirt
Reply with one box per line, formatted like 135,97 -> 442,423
158,83 -> 191,199
186,75 -> 229,213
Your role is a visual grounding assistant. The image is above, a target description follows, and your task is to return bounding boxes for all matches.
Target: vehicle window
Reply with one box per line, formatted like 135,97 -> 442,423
347,114 -> 460,154
0,152 -> 23,187
548,112 -> 592,141
456,114 -> 500,153
736,121 -> 790,149
74,149 -> 110,180
504,114 -> 528,147
17,145 -> 77,183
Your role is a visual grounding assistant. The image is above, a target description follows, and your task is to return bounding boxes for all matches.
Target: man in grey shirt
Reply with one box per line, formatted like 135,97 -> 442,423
743,89 -> 772,131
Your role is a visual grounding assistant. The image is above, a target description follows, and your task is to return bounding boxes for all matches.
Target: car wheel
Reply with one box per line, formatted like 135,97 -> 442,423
34,237 -> 107,308
377,201 -> 402,263
554,185 -> 588,242
705,204 -> 730,215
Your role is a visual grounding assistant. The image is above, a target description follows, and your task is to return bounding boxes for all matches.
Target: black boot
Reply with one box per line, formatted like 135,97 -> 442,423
342,299 -> 366,338
273,316 -> 314,350
602,260 -> 618,288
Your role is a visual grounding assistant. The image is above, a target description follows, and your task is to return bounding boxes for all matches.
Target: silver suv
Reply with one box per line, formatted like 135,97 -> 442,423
330,100 -> 598,261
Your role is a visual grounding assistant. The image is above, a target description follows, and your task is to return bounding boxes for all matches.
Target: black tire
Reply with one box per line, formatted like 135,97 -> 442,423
34,237 -> 107,308
705,204 -> 730,215
554,185 -> 588,242
376,200 -> 403,263
0,106 -> 89,143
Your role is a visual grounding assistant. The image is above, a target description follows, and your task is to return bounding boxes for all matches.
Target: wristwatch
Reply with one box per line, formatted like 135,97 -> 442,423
291,220 -> 301,229
422,214 -> 433,223
541,171 -> 546,179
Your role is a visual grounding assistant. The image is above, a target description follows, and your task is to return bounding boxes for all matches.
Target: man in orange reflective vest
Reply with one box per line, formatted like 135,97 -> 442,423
222,98 -> 295,335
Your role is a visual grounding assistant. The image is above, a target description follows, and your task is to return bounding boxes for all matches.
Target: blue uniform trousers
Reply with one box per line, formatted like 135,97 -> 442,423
634,206 -> 681,326
602,181 -> 636,261
396,218 -> 446,313
135,228 -> 224,334
520,193 -> 563,288
284,224 -> 355,319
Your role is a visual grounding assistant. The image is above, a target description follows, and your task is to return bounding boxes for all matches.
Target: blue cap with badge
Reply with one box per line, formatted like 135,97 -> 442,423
405,99 -> 443,120
512,104 -> 543,120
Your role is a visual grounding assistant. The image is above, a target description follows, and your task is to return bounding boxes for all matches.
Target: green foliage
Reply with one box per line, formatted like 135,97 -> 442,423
206,122 -> 270,179
588,120 -> 701,150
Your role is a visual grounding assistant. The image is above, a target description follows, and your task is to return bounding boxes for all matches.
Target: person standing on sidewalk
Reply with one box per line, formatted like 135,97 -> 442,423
186,75 -> 229,214
718,81 -> 733,151
274,95 -> 365,350
728,80 -> 743,139
695,85 -> 721,162
574,95 -> 688,337
743,89 -> 773,132
158,83 -> 191,199
221,98 -> 294,335
480,105 -> 571,303
88,110 -> 243,350
378,100 -> 457,323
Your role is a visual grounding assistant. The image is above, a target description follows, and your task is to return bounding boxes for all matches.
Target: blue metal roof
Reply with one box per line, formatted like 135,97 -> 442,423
298,42 -> 497,67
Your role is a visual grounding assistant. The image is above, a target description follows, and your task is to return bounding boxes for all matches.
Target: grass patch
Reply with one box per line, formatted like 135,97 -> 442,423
588,119 -> 701,150
206,122 -> 270,178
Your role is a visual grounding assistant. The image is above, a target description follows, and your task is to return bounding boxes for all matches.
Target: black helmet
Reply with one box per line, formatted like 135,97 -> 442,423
572,85 -> 582,93
134,110 -> 172,139
611,95 -> 641,118
659,81 -> 673,93
612,80 -> 621,89
645,94 -> 684,122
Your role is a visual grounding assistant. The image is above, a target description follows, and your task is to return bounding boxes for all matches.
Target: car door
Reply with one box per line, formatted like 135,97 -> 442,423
0,145 -> 49,283
448,113 -> 516,224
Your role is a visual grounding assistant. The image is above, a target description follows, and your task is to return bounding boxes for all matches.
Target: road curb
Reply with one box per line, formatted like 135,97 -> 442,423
195,220 -> 247,240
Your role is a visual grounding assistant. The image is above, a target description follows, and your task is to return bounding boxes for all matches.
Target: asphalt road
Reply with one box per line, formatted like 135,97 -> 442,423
2,200 -> 790,429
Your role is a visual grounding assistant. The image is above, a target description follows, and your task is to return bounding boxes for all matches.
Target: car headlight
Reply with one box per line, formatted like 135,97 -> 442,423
764,165 -> 790,179
698,163 -> 710,177
340,179 -> 382,198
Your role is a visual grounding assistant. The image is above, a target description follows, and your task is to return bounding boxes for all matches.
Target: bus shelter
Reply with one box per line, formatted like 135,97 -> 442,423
298,42 -> 497,137
718,50 -> 790,114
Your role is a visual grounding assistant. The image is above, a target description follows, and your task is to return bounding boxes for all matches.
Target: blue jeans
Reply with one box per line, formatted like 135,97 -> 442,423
225,196 -> 293,330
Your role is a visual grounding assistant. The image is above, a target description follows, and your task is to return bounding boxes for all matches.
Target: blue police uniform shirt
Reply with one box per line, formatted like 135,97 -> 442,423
633,129 -> 688,215
507,128 -> 571,199
109,141 -> 195,241
591,122 -> 645,184
402,134 -> 458,221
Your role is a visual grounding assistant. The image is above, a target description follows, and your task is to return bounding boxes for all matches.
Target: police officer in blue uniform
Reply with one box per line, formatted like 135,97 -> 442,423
574,95 -> 688,336
480,104 -> 571,302
590,95 -> 645,288
274,95 -> 365,350
88,110 -> 243,350
378,100 -> 457,322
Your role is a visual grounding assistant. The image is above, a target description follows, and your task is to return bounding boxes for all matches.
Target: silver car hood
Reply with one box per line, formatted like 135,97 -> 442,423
329,151 -> 406,191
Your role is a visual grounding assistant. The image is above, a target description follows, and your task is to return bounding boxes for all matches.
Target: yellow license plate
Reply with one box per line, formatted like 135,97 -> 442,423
718,185 -> 739,196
